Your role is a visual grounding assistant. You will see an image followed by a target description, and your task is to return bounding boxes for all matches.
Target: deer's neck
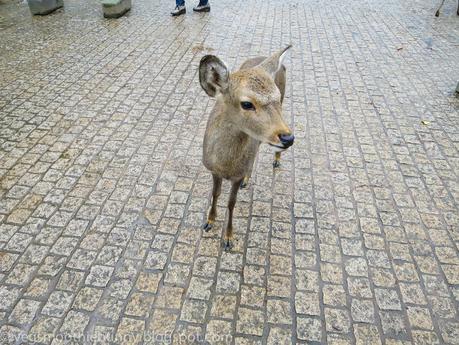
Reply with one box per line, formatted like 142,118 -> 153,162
214,108 -> 250,149
203,103 -> 258,180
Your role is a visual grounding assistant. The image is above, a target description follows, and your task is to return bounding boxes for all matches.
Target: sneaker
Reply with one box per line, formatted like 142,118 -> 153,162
193,3 -> 210,12
171,5 -> 186,16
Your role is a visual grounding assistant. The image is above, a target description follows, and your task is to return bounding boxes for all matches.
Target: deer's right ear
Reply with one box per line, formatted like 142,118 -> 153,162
199,55 -> 229,97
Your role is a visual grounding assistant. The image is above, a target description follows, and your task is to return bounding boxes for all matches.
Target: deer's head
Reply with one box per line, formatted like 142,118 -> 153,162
199,46 -> 294,151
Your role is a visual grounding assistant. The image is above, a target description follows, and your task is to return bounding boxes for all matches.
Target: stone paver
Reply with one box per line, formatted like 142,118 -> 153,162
0,0 -> 458,344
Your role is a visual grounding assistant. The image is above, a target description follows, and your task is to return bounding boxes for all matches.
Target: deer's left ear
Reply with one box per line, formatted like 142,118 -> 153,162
259,45 -> 292,77
199,55 -> 229,97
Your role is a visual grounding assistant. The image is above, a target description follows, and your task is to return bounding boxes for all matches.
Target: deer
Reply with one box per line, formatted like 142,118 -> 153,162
199,45 -> 294,251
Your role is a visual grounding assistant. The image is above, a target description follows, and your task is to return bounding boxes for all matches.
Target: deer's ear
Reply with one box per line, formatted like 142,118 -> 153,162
199,55 -> 229,97
259,45 -> 292,77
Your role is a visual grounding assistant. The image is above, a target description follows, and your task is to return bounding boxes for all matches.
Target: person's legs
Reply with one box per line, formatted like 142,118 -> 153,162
176,0 -> 185,6
198,0 -> 208,5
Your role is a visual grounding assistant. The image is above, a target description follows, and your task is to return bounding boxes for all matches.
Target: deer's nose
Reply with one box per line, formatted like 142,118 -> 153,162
279,134 -> 294,148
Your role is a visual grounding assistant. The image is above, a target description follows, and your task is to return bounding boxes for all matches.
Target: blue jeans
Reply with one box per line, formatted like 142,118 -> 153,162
176,0 -> 208,6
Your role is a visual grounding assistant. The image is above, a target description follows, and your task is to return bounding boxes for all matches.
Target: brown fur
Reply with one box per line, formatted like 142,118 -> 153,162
200,46 -> 293,250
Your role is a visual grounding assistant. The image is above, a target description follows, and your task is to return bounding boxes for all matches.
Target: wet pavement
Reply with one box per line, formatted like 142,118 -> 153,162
0,0 -> 458,344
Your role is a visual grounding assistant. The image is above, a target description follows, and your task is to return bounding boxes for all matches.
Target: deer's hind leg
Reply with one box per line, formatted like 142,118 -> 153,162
240,175 -> 250,189
240,157 -> 255,189
203,174 -> 222,231
224,178 -> 243,251
273,65 -> 287,168
240,142 -> 260,189
273,152 -> 282,168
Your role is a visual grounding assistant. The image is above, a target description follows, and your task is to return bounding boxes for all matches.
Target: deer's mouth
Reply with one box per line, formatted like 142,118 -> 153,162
269,143 -> 288,152
268,134 -> 294,151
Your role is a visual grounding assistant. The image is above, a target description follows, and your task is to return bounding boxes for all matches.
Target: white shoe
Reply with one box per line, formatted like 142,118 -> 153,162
171,5 -> 186,16
193,3 -> 210,12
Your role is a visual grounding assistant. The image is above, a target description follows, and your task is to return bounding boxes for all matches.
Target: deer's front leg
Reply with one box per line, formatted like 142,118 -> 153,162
203,174 -> 222,232
224,178 -> 242,251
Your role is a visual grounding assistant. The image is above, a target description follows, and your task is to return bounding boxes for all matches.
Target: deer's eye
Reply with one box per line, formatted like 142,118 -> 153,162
240,101 -> 255,111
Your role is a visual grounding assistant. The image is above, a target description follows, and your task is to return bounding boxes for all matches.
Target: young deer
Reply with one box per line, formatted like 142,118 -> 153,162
199,45 -> 294,250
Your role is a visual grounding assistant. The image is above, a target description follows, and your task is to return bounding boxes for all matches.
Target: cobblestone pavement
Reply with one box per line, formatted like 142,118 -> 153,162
0,0 -> 458,344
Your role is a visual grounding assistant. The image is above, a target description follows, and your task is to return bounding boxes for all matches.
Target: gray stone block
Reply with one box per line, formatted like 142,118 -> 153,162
27,0 -> 63,15
102,0 -> 131,18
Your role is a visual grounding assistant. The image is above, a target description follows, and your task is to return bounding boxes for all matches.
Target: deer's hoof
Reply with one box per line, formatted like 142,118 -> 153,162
202,222 -> 213,232
223,239 -> 233,252
435,10 -> 440,16
273,160 -> 280,168
240,181 -> 247,189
